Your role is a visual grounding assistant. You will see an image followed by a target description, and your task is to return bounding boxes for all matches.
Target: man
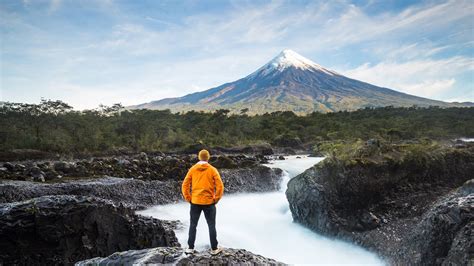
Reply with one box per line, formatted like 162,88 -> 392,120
182,149 -> 224,255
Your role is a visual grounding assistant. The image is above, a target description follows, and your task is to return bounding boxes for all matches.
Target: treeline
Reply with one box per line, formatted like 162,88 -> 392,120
1,100 -> 473,154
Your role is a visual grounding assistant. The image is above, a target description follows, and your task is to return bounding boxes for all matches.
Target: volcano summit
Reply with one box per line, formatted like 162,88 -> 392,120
131,50 -> 468,114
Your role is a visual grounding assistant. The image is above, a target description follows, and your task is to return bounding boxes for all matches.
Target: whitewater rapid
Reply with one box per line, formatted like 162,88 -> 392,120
137,155 -> 384,264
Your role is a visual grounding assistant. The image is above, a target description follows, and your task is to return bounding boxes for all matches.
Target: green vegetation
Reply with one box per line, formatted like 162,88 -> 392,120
1,100 -> 473,155
318,138 -> 456,166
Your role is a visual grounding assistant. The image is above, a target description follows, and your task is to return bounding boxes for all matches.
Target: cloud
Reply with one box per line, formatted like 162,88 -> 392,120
49,0 -> 62,13
342,56 -> 473,99
1,0 -> 473,108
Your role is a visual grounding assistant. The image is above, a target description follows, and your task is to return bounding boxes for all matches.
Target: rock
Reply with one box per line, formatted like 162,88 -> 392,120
3,162 -> 14,171
286,146 -> 474,264
76,247 -> 283,265
220,165 -> 283,193
0,195 -> 179,265
25,166 -> 46,182
255,154 -> 269,164
0,177 -> 182,208
16,163 -> 26,171
210,155 -> 238,169
1,153 -> 272,182
138,152 -> 148,161
117,159 -> 131,166
396,179 -> 474,265
0,165 -> 284,207
278,155 -> 285,160
53,161 -> 74,174
360,212 -> 381,230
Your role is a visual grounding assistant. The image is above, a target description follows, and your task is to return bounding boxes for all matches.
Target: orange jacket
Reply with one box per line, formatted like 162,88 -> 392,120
182,162 -> 224,205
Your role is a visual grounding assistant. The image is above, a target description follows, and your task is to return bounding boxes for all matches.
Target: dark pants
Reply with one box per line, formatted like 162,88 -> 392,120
187,203 -> 218,249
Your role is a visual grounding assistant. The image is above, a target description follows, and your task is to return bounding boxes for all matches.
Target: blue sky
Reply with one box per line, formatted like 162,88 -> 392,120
1,0 -> 473,109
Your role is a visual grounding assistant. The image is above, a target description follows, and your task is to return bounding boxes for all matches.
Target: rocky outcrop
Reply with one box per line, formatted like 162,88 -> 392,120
221,166 -> 283,193
286,145 -> 474,264
0,165 -> 283,207
0,177 -> 182,208
76,247 -> 283,265
0,195 -> 179,265
0,153 -> 268,182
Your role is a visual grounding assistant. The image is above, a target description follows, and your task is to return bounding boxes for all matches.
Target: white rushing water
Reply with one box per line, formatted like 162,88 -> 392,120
138,155 -> 384,265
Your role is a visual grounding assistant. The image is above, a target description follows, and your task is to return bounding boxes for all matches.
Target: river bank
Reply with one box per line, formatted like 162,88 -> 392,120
286,141 -> 474,264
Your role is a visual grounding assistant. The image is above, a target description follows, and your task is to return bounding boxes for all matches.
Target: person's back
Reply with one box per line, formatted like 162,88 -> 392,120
182,149 -> 224,255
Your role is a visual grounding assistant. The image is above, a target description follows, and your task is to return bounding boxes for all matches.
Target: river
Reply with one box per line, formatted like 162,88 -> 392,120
138,155 -> 384,264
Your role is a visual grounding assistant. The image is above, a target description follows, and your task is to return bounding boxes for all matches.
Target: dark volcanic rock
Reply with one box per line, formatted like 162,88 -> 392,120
0,153 -> 274,182
0,195 -> 179,265
286,147 -> 474,264
0,177 -> 181,208
0,165 -> 283,207
221,166 -> 283,193
76,247 -> 283,265
396,179 -> 474,265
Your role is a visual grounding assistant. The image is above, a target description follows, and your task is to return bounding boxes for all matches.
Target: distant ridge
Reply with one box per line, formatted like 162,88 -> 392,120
130,49 -> 472,114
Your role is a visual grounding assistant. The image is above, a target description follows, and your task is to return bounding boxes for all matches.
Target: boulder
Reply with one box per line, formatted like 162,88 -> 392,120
0,195 -> 179,265
76,247 -> 283,265
221,165 -> 283,193
210,155 -> 238,169
53,161 -> 75,174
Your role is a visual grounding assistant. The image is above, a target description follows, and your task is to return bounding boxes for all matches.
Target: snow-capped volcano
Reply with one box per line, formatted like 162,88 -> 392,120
130,50 -> 467,114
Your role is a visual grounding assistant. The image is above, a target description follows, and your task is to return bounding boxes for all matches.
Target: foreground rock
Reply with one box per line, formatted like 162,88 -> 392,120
0,195 -> 179,265
286,143 -> 474,264
76,247 -> 283,265
0,165 -> 283,207
396,180 -> 473,265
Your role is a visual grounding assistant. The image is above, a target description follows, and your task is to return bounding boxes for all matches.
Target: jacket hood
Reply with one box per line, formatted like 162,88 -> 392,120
195,161 -> 211,171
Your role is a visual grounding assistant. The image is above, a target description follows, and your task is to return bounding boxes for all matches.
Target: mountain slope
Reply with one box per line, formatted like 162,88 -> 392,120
131,49 -> 470,114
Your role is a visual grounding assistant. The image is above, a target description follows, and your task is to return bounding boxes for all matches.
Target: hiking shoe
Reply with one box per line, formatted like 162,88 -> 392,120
210,247 -> 223,255
185,248 -> 195,255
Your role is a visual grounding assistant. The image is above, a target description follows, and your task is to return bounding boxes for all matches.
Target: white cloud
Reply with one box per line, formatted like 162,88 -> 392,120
2,0 -> 473,108
342,57 -> 474,99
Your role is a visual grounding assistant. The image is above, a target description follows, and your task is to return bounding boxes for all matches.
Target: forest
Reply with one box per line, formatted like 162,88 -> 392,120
1,99 -> 473,155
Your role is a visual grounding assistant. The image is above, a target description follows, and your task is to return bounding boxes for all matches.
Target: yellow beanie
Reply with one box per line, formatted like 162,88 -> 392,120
198,149 -> 210,161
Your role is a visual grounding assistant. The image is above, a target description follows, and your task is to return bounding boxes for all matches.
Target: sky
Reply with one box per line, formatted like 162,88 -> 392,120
1,0 -> 473,110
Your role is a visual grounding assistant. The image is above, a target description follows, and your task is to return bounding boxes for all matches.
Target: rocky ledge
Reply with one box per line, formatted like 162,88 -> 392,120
286,142 -> 474,264
0,165 -> 283,208
0,195 -> 179,265
76,247 -> 283,265
0,152 -> 269,182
